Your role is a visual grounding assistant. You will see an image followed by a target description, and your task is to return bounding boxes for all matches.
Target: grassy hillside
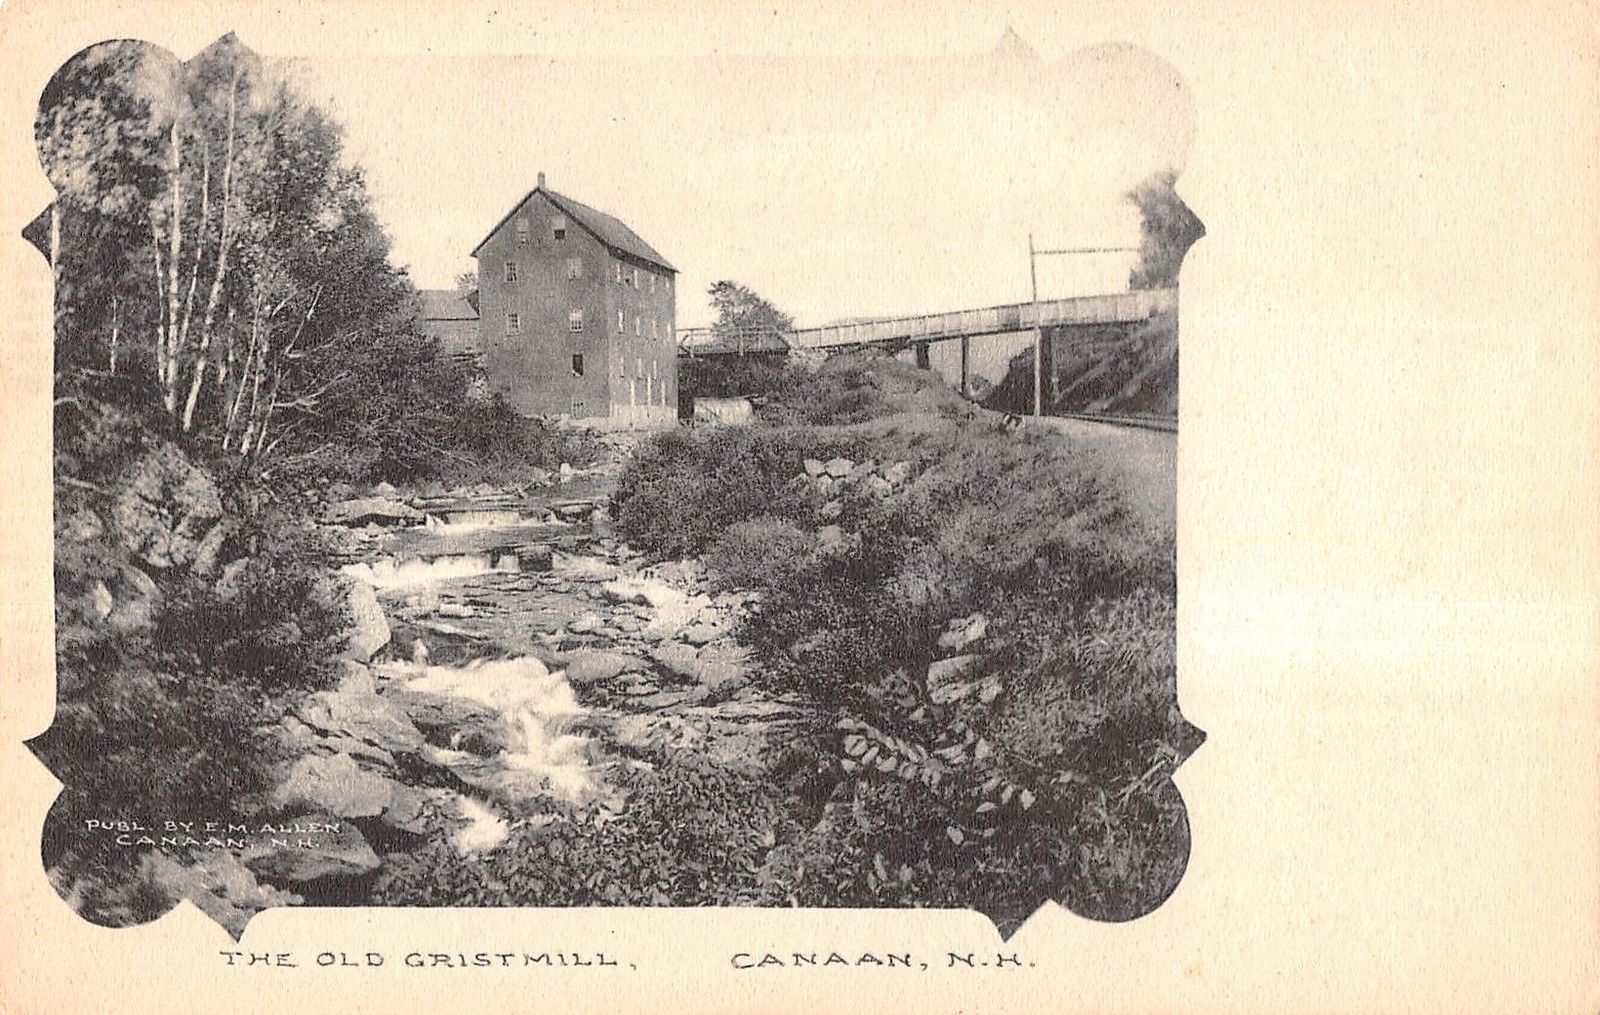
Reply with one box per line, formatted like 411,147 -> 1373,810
985,308 -> 1178,418
611,354 -> 1194,928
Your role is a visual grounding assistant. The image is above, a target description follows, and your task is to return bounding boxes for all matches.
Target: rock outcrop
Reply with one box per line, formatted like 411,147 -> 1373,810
341,582 -> 392,662
109,443 -> 227,571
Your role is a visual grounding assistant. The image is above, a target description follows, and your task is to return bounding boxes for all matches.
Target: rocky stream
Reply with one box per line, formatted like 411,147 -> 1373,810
206,447 -> 822,928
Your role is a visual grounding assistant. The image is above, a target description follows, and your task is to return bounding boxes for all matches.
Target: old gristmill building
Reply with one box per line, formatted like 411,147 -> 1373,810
418,173 -> 678,426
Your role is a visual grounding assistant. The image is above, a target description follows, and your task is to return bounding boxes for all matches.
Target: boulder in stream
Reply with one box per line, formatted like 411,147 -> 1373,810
340,582 -> 392,662
564,650 -> 645,685
274,752 -> 392,818
325,497 -> 423,526
240,814 -> 382,883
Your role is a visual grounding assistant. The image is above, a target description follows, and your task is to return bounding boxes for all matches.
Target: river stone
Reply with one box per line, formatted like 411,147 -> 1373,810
802,458 -> 826,477
601,577 -> 685,610
241,814 -> 382,883
927,654 -> 984,690
380,781 -> 430,834
274,753 -> 392,818
698,661 -> 749,699
336,660 -> 378,696
325,497 -> 423,526
883,461 -> 913,485
567,612 -> 604,634
680,622 -> 723,646
274,715 -> 319,754
190,520 -> 232,577
823,457 -> 853,478
297,685 -> 424,755
650,642 -> 701,682
614,714 -> 705,752
317,734 -> 396,769
105,564 -> 161,634
341,582 -> 391,662
564,650 -> 643,685
704,698 -> 810,721
552,552 -> 620,583
386,688 -> 508,752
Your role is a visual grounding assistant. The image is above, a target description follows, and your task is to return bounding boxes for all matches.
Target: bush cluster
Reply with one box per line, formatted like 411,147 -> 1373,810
372,751 -> 802,907
609,370 -> 1191,923
612,426 -> 865,559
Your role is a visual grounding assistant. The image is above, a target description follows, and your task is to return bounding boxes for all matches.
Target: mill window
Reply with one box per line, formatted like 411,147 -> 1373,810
571,353 -> 585,377
568,309 -> 584,332
504,261 -> 518,283
566,256 -> 583,280
551,215 -> 567,240
514,218 -> 529,243
506,312 -> 521,335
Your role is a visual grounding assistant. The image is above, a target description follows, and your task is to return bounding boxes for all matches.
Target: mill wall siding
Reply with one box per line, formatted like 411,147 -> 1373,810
473,188 -> 675,424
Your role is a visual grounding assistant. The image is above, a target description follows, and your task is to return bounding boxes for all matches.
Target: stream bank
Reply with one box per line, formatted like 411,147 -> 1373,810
207,444 -> 820,926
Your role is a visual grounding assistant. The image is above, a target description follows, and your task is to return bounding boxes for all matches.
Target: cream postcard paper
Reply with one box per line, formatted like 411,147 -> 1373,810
1,1 -> 1596,1012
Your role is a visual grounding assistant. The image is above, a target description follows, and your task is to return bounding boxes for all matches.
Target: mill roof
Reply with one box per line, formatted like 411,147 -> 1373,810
417,290 -> 480,321
470,184 -> 677,274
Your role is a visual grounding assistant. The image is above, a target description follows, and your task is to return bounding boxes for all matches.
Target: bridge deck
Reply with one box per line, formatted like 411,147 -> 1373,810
788,288 -> 1177,349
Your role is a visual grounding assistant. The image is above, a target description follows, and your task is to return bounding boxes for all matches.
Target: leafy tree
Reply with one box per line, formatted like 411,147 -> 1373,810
1126,169 -> 1203,290
36,36 -> 457,475
33,41 -> 170,386
708,280 -> 793,347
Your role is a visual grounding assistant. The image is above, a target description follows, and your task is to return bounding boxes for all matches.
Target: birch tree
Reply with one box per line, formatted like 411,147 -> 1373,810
40,35 -> 451,477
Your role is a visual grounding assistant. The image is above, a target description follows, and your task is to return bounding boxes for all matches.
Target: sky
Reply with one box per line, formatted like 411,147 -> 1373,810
285,30 -> 1192,330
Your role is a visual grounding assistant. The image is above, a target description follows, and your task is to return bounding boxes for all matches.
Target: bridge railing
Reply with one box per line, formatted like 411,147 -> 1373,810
789,289 -> 1177,349
679,290 -> 1179,354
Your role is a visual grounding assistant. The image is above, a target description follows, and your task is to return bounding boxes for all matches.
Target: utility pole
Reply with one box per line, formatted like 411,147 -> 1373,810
1029,233 -> 1042,418
1026,236 -> 1142,419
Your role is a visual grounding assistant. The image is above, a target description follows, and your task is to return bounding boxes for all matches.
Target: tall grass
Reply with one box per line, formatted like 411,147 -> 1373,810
610,362 -> 1191,926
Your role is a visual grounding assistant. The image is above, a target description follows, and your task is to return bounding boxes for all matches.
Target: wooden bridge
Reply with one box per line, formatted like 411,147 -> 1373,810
678,287 -> 1177,401
680,288 -> 1175,355
784,288 -> 1176,350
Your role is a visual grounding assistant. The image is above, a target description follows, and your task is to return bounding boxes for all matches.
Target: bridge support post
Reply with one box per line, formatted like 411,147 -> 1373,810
959,336 -> 970,397
914,341 -> 930,370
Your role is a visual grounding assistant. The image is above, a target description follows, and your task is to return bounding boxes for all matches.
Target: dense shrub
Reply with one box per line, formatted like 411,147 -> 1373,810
263,366 -> 603,491
758,770 -> 1191,930
373,751 -> 802,907
610,384 -> 1192,923
756,352 -> 972,426
40,404 -> 348,918
702,516 -> 817,591
676,350 -> 970,426
612,427 -> 865,558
